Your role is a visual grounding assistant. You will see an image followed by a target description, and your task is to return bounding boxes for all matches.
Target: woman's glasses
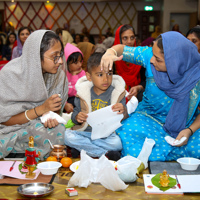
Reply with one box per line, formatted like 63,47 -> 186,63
44,51 -> 64,64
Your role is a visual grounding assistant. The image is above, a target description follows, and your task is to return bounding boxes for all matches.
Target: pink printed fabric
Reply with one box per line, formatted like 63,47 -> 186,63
67,70 -> 86,97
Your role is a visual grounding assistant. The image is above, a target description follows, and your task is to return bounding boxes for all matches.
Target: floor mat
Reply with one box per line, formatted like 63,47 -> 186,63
149,161 -> 200,175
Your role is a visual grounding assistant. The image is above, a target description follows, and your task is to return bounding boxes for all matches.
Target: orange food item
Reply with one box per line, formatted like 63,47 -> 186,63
46,156 -> 57,162
60,157 -> 72,168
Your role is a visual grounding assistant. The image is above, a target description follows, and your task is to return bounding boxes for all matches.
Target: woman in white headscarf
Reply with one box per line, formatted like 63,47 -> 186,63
0,30 -> 68,159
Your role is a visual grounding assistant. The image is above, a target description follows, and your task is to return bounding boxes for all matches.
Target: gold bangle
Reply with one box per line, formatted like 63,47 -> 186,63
108,48 -> 117,56
25,110 -> 31,121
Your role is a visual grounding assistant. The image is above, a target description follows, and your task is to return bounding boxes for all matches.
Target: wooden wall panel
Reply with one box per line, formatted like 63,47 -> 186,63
4,1 -> 137,34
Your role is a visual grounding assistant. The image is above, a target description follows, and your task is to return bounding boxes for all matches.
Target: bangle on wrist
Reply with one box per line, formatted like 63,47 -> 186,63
187,127 -> 193,135
108,48 -> 117,56
25,110 -> 31,121
34,107 -> 40,117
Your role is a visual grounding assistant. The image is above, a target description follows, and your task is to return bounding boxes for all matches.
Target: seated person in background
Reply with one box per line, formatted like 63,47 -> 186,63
95,37 -> 115,53
64,52 -> 128,160
2,32 -> 16,61
83,35 -> 89,42
74,34 -> 81,44
64,43 -> 85,113
172,24 -> 182,34
114,24 -> 145,102
0,36 -> 5,60
186,25 -> 200,53
55,28 -> 76,47
81,27 -> 95,44
106,27 -> 113,37
12,26 -> 31,59
141,37 -> 155,47
98,34 -> 106,44
151,25 -> 162,39
77,42 -> 95,71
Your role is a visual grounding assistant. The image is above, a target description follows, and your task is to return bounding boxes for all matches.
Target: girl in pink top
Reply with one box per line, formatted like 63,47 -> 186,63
64,43 -> 85,113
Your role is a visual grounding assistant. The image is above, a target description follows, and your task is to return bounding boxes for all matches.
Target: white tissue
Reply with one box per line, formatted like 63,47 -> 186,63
125,91 -> 138,114
68,150 -> 128,191
87,105 -> 123,140
62,112 -> 72,122
165,136 -> 187,146
40,111 -> 66,124
126,96 -> 138,114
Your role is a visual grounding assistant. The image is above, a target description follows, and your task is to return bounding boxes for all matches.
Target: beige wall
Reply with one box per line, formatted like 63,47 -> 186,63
163,0 -> 198,32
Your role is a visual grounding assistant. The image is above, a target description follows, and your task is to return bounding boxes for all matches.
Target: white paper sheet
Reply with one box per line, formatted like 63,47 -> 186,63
87,105 -> 123,140
178,175 -> 200,193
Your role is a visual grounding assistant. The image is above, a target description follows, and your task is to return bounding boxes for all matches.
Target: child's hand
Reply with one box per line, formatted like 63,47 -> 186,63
65,103 -> 74,113
127,85 -> 143,100
76,112 -> 88,123
112,103 -> 124,114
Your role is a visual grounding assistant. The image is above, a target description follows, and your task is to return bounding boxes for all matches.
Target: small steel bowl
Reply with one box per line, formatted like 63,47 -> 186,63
17,182 -> 54,198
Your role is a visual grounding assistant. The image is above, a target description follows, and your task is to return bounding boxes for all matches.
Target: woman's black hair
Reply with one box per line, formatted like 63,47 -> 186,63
40,31 -> 64,61
18,26 -> 31,37
41,31 -> 66,97
120,24 -> 135,44
186,25 -> 200,39
67,52 -> 83,66
155,35 -> 164,53
6,32 -> 16,45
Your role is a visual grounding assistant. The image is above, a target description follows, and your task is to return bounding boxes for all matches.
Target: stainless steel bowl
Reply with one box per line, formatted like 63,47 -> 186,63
17,182 -> 54,198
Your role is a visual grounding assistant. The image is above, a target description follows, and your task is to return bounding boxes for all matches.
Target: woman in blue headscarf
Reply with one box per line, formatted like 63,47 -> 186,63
101,31 -> 200,161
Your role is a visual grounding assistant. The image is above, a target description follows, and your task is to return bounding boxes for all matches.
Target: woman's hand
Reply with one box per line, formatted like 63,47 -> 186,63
174,128 -> 192,147
42,94 -> 62,114
64,103 -> 74,113
112,103 -> 125,114
75,112 -> 88,123
127,85 -> 144,100
100,45 -> 125,72
43,118 -> 59,128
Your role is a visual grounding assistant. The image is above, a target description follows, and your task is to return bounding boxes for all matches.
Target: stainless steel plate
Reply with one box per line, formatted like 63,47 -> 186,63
17,182 -> 54,198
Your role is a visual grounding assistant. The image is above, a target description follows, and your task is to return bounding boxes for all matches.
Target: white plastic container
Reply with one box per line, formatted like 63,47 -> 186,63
37,161 -> 62,175
177,157 -> 200,171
